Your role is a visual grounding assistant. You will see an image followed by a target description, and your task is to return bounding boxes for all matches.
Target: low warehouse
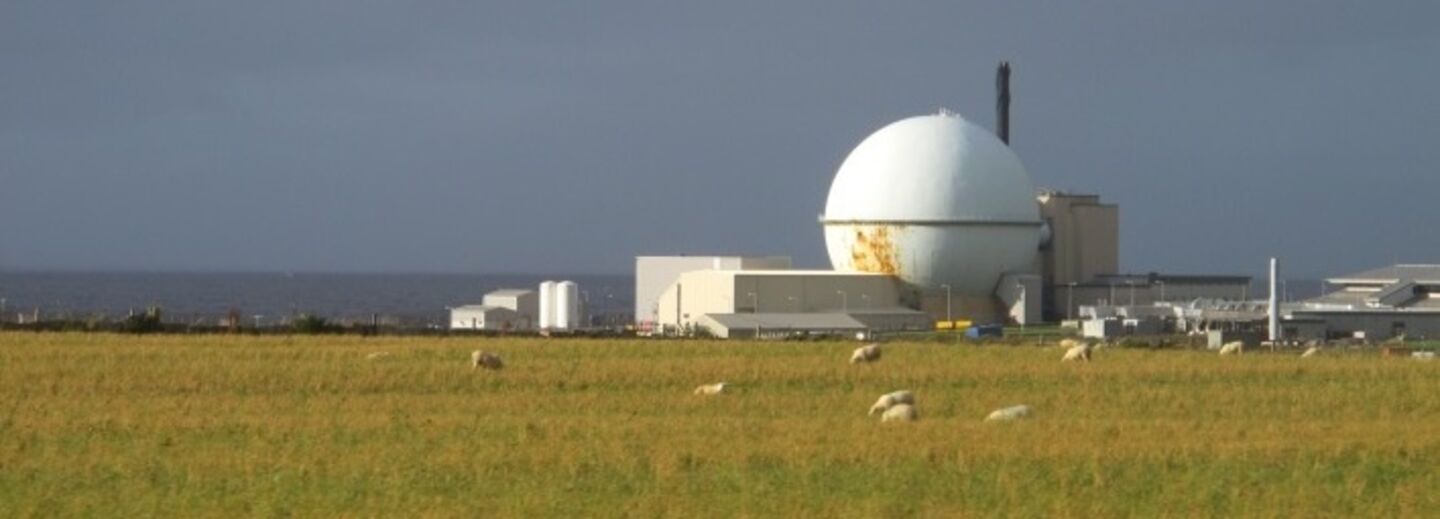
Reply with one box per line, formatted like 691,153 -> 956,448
449,305 -> 524,331
655,269 -> 931,338
1283,264 -> 1440,341
449,287 -> 539,331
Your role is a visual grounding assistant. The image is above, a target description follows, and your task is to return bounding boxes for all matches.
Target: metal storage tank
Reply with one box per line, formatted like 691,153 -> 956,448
555,281 -> 580,330
820,111 -> 1041,298
538,280 -> 557,329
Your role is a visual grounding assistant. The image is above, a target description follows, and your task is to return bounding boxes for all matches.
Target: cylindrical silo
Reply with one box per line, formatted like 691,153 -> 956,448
538,281 -> 556,329
555,281 -> 579,330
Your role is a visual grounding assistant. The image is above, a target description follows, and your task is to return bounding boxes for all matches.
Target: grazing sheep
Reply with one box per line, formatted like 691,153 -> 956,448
471,350 -> 504,370
1062,343 -> 1092,362
1059,338 -> 1080,350
880,403 -> 918,422
984,404 -> 1033,422
365,351 -> 391,361
693,382 -> 727,396
1300,346 -> 1320,358
1218,341 -> 1244,356
868,390 -> 916,416
850,343 -> 882,364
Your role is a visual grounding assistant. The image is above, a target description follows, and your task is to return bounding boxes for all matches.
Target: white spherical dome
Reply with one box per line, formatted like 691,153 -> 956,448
821,112 -> 1040,297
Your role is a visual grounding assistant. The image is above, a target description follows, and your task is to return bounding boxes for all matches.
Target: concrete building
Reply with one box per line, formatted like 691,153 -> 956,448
483,289 -> 538,325
1036,191 -> 1118,320
634,256 -> 790,331
654,269 -> 931,337
1037,191 -> 1118,287
449,305 -> 525,331
448,288 -> 538,331
1054,273 -> 1251,321
1283,264 -> 1440,341
696,313 -> 867,340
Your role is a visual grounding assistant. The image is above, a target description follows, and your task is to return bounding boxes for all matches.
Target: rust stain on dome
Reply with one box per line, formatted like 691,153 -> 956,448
850,226 -> 900,276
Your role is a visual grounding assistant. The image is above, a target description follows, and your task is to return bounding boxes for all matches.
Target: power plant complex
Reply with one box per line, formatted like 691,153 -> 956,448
633,62 -> 1264,338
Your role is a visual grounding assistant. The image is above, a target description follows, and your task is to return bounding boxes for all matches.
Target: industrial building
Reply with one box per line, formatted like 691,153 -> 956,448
449,305 -> 525,331
634,256 -> 790,333
1036,191 -> 1117,320
449,287 -> 538,331
450,281 -> 586,332
1282,264 -> 1440,341
484,289 -> 538,321
1055,273 -> 1252,320
654,269 -> 931,338
632,62 -> 1248,336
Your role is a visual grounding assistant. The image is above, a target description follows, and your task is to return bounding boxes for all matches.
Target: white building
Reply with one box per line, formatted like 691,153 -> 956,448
483,289 -> 538,325
634,255 -> 790,330
449,305 -> 524,331
450,288 -> 539,331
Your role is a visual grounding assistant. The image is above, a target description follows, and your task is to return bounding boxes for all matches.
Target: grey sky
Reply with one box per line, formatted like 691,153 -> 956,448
2,1 -> 1437,278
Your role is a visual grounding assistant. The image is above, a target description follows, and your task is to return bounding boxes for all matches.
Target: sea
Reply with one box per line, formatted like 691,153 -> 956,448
0,271 -> 634,327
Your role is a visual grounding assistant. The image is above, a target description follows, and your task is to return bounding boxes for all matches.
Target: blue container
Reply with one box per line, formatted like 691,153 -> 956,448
965,324 -> 1004,339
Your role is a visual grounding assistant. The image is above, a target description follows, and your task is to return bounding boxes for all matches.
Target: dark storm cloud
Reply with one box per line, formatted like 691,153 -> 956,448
2,1 -> 1437,277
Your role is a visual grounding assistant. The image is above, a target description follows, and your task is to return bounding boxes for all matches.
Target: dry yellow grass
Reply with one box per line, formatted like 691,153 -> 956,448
2,332 -> 1438,517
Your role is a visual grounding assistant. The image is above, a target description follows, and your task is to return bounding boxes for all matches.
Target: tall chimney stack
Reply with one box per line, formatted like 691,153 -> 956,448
996,61 -> 1011,144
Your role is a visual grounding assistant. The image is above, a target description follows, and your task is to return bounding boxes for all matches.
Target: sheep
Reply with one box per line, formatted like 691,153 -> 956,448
471,350 -> 504,370
693,382 -> 727,396
1218,341 -> 1244,356
1058,338 -> 1080,350
850,343 -> 882,364
868,390 -> 916,416
880,403 -> 918,422
365,351 -> 391,361
984,404 -> 1033,422
1062,343 -> 1092,362
1300,346 -> 1320,358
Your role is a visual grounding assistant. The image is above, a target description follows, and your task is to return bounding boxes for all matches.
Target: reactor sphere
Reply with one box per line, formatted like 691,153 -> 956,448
820,111 -> 1041,297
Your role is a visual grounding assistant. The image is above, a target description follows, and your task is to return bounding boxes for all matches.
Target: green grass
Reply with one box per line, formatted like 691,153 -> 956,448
1,333 -> 1438,517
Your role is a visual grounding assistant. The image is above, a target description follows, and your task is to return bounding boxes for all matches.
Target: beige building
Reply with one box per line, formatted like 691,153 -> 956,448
1037,191 -> 1119,320
654,269 -> 931,337
634,255 -> 791,330
1037,191 -> 1118,286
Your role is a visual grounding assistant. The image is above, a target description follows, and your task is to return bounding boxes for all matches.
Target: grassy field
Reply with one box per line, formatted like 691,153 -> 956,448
2,333 -> 1439,517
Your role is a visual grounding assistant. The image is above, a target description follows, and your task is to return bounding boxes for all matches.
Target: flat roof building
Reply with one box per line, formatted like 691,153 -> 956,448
450,305 -> 524,331
635,256 -> 791,331
1036,191 -> 1119,321
1283,264 -> 1440,341
655,269 -> 931,338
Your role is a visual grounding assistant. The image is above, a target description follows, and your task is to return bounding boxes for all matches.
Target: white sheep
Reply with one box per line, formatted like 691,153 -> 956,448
471,350 -> 504,370
850,343 -> 882,364
365,351 -> 391,361
1218,341 -> 1244,356
1062,343 -> 1092,362
693,382 -> 727,395
1300,346 -> 1319,358
868,390 -> 916,416
880,403 -> 918,422
1059,338 -> 1080,350
984,404 -> 1033,422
